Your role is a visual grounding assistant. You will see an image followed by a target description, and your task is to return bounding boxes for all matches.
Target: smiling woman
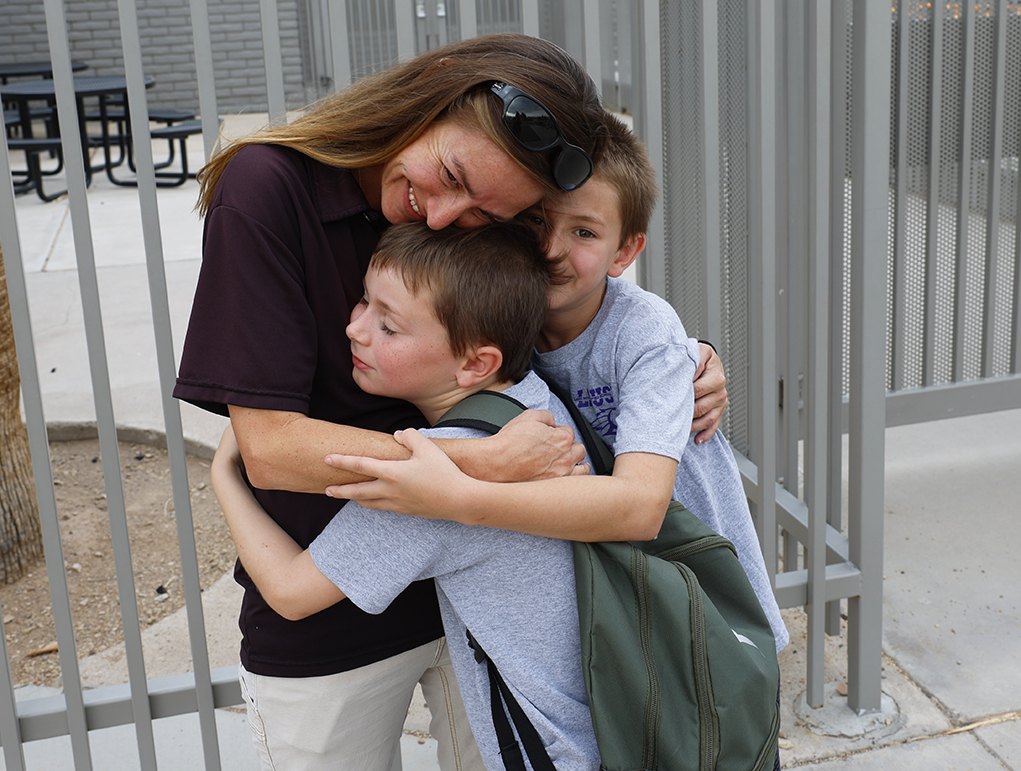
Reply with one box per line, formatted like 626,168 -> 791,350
173,32 -> 607,771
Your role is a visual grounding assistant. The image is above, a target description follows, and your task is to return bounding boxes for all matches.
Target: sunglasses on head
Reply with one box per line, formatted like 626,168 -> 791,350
489,81 -> 594,192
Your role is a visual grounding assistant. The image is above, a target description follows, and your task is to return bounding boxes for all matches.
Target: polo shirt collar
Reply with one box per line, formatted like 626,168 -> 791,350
308,158 -> 385,229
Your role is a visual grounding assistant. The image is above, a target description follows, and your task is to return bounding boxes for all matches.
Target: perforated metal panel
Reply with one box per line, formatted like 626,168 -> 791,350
657,0 -> 749,453
659,0 -> 707,326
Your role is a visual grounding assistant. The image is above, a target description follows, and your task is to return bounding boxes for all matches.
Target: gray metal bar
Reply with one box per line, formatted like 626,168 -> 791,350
582,0 -> 602,89
774,563 -> 863,608
883,375 -> 1021,426
330,0 -> 353,89
981,0 -> 1008,377
0,144 -> 33,771
633,0 -> 665,298
13,667 -> 243,743
846,0 -> 890,715
781,0 -> 803,534
189,0 -> 222,159
803,0 -> 831,710
260,0 -> 288,121
521,0 -> 540,38
748,0 -> 779,580
109,6 -> 163,767
117,2 -> 224,768
36,3 -> 104,766
891,0 -> 911,391
734,454 -> 851,565
394,0 -> 416,58
923,1 -> 944,386
824,0 -> 847,639
458,0 -> 477,40
700,0 -> 723,343
951,2 -> 975,382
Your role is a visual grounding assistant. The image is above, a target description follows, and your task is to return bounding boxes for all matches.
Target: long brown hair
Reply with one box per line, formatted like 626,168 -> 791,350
197,33 -> 607,216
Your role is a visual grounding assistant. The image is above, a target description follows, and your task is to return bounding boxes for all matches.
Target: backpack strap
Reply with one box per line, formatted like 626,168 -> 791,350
466,630 -> 557,771
434,389 -> 529,434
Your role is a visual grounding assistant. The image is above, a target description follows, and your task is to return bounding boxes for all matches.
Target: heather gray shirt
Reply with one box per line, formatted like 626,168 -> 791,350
533,277 -> 789,651
310,372 -> 600,771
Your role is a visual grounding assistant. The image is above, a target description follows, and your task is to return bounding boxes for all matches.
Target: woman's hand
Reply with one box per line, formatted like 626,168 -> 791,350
692,343 -> 728,443
483,409 -> 590,482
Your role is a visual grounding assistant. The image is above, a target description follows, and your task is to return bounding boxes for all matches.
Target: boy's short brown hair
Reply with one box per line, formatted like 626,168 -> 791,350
595,113 -> 659,247
370,221 -> 550,381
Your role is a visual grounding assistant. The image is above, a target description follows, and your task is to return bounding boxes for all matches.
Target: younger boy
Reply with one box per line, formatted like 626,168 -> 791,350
212,220 -> 602,770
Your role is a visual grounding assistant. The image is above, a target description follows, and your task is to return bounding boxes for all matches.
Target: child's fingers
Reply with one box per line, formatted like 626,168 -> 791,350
324,479 -> 387,504
323,453 -> 387,479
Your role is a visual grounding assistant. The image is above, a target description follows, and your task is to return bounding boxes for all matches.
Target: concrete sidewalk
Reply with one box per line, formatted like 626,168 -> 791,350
4,131 -> 1020,769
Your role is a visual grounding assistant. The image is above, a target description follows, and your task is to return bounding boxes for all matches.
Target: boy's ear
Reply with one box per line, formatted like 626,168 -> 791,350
607,233 -> 647,278
457,345 -> 504,388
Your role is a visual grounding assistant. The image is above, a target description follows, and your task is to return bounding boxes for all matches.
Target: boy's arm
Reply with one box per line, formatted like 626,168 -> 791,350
210,426 -> 346,620
229,405 -> 587,494
324,429 -> 676,542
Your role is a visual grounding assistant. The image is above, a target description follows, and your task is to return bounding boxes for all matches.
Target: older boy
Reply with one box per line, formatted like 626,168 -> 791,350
213,221 -> 602,771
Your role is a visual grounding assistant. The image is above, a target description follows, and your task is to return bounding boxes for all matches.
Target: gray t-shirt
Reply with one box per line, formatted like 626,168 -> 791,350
533,277 -> 789,651
309,372 -> 600,771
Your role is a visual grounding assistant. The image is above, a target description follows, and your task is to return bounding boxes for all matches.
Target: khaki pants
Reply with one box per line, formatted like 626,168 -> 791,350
238,638 -> 484,771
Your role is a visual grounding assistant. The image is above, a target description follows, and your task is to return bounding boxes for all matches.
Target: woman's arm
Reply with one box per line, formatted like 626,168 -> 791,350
210,427 -> 346,619
323,428 -> 677,542
230,405 -> 588,494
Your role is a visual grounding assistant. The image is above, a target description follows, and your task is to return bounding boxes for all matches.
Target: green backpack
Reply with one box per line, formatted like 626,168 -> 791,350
436,383 -> 781,771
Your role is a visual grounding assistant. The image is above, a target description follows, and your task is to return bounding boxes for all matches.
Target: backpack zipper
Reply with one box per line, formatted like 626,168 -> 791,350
676,562 -> 718,770
633,547 -> 660,770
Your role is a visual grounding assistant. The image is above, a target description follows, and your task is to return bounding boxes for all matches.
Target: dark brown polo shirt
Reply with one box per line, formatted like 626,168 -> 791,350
175,144 -> 442,677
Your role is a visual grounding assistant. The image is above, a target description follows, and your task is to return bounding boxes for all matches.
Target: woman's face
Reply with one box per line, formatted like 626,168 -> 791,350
373,120 -> 545,230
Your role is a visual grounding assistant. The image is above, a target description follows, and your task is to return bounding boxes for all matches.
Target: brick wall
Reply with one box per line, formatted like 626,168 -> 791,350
0,0 -> 309,114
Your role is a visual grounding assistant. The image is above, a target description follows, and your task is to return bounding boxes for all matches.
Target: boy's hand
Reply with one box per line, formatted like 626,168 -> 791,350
692,343 -> 728,443
323,429 -> 474,519
211,425 -> 245,483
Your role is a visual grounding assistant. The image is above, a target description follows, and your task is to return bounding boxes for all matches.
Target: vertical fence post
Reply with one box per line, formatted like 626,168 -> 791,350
458,0 -> 477,40
846,0 -> 890,715
952,3 -> 976,381
700,0 -> 723,343
748,0 -> 779,582
922,1 -> 944,386
260,0 -> 288,120
803,0 -> 832,712
329,0 -> 354,89
190,0 -> 222,158
981,0 -> 1009,377
632,0 -> 665,298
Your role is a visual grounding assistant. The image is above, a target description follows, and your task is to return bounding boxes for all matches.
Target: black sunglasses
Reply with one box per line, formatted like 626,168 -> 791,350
489,81 -> 594,191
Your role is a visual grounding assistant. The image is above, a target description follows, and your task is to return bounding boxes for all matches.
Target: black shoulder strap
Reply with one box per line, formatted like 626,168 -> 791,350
466,631 -> 557,771
534,370 -> 615,477
436,387 -> 570,770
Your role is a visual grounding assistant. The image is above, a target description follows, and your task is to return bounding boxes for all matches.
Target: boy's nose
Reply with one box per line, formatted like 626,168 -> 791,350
346,305 -> 367,342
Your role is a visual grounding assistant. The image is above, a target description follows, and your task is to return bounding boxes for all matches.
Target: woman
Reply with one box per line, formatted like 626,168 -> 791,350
175,33 -> 724,771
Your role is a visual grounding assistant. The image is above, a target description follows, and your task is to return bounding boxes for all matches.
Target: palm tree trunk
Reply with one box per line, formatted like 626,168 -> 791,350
0,245 -> 42,583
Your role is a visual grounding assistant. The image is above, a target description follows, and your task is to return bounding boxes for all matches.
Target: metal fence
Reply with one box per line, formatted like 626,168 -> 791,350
2,0 -> 1020,766
641,0 -> 1021,712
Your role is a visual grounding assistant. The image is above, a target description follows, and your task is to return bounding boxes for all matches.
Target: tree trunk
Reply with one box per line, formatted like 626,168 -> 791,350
0,245 -> 42,583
